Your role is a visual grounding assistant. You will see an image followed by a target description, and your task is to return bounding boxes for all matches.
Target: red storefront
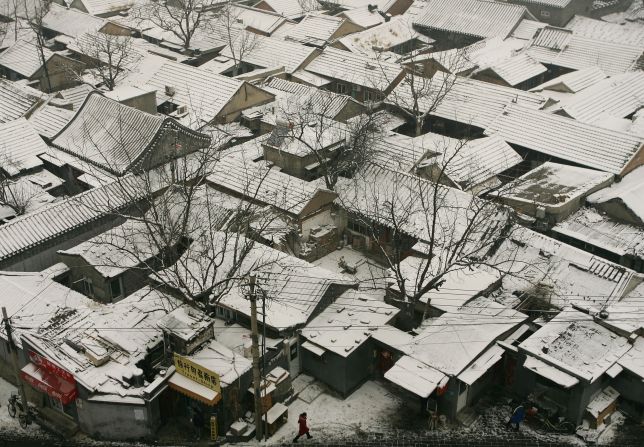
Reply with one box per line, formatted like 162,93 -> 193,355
20,351 -> 77,405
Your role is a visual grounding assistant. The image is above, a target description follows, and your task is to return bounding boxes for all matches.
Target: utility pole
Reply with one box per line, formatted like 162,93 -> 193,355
248,274 -> 263,441
2,307 -> 28,412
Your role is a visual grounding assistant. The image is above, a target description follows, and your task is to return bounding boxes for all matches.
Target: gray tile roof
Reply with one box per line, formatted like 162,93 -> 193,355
0,79 -> 46,124
0,118 -> 47,175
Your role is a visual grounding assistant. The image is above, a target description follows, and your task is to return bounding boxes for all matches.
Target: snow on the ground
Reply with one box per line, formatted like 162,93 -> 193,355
240,377 -> 403,445
0,376 -> 44,436
313,247 -> 389,301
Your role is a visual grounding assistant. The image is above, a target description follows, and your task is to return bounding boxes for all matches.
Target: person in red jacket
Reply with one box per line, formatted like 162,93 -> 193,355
293,412 -> 312,443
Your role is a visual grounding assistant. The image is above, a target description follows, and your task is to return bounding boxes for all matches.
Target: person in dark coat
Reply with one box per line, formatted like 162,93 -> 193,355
293,412 -> 312,442
192,405 -> 204,440
506,405 -> 525,431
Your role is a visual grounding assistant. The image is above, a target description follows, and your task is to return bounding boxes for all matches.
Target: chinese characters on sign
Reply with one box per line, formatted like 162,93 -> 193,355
174,353 -> 221,393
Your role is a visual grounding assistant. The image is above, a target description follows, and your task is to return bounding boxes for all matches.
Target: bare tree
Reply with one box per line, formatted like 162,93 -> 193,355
75,32 -> 133,90
211,2 -> 259,76
130,0 -> 219,50
337,160 -> 523,326
0,176 -> 41,217
269,94 -> 385,190
22,0 -> 53,92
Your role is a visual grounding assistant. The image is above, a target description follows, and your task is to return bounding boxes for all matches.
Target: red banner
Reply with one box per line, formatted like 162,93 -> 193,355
28,351 -> 75,384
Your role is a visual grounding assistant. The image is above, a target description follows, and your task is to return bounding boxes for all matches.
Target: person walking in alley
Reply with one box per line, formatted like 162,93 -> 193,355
506,404 -> 525,431
293,412 -> 312,443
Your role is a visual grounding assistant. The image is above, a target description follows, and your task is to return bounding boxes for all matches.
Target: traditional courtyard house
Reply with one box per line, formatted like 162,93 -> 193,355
507,0 -> 593,27
412,0 -> 534,50
142,61 -> 274,129
56,219 -> 170,302
332,16 -> 433,59
0,175 -> 144,271
337,6 -> 389,31
304,47 -> 405,102
27,103 -> 76,140
515,307 -> 633,426
261,118 -> 347,180
299,289 -> 400,396
413,133 -> 523,194
0,273 -> 175,440
0,39 -> 84,92
57,84 -> 94,111
565,15 -> 644,47
0,118 -> 50,179
274,13 -> 363,47
50,92 -> 211,179
227,5 -> 295,37
485,105 -> 644,177
471,53 -> 547,90
206,156 -> 339,255
201,34 -> 319,78
494,162 -> 614,226
386,72 -> 547,137
526,26 -> 643,78
53,0 -> 135,18
383,298 -> 527,419
41,3 -> 110,39
529,66 -> 607,107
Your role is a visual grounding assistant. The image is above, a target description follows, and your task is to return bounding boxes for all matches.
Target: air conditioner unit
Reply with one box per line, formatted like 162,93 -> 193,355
176,105 -> 187,115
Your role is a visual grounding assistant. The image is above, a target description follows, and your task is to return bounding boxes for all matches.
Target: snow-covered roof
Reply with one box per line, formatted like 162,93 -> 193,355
57,219 -> 163,278
559,71 -> 644,125
274,13 -> 352,45
498,162 -> 613,208
58,84 -> 94,111
368,132 -> 438,172
409,297 -> 527,376
72,0 -> 135,16
0,39 -> 53,78
587,165 -> 644,225
305,47 -> 404,92
388,72 -> 547,130
0,79 -> 46,123
485,104 -> 644,175
517,0 -> 572,6
340,6 -> 387,29
335,16 -> 431,58
413,0 -> 531,39
0,174 -> 143,264
523,355 -> 579,388
51,92 -> 165,175
565,15 -> 644,47
42,3 -> 107,37
489,227 -> 637,309
553,207 -> 644,259
418,134 -> 522,190
618,337 -> 644,380
0,178 -> 56,221
28,104 -> 75,139
0,118 -> 47,176
255,0 -> 319,19
264,119 -> 347,156
458,344 -> 504,386
218,34 -> 317,74
384,354 -> 447,398
485,53 -> 547,87
301,290 -> 399,357
207,156 -> 337,217
510,19 -> 547,40
184,339 -> 252,386
520,307 -> 631,383
530,66 -> 607,94
527,31 -> 643,77
157,305 -> 213,344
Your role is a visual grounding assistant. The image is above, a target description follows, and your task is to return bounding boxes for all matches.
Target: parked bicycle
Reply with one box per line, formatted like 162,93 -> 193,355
7,393 -> 36,429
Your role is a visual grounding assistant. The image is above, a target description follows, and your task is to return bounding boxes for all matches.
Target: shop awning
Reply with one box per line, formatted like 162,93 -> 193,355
168,372 -> 221,406
523,356 -> 579,389
384,355 -> 447,399
20,362 -> 77,405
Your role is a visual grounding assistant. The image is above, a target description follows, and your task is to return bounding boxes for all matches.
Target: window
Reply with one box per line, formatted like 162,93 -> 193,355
290,343 -> 298,361
110,278 -> 123,300
336,83 -> 347,94
540,10 -> 550,18
80,277 -> 94,298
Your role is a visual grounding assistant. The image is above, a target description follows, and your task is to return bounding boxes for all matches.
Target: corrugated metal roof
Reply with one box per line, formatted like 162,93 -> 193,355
0,118 -> 47,175
144,60 -> 249,125
387,72 -> 547,129
42,3 -> 106,37
220,34 -> 316,74
27,104 -> 75,139
305,47 -> 404,92
488,53 -> 547,86
0,39 -> 52,78
485,104 -> 644,174
413,0 -> 529,39
0,174 -> 144,263
528,34 -> 643,76
561,71 -> 644,124
530,66 -> 607,93
52,92 -> 165,175
566,15 -> 644,47
0,79 -> 46,123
